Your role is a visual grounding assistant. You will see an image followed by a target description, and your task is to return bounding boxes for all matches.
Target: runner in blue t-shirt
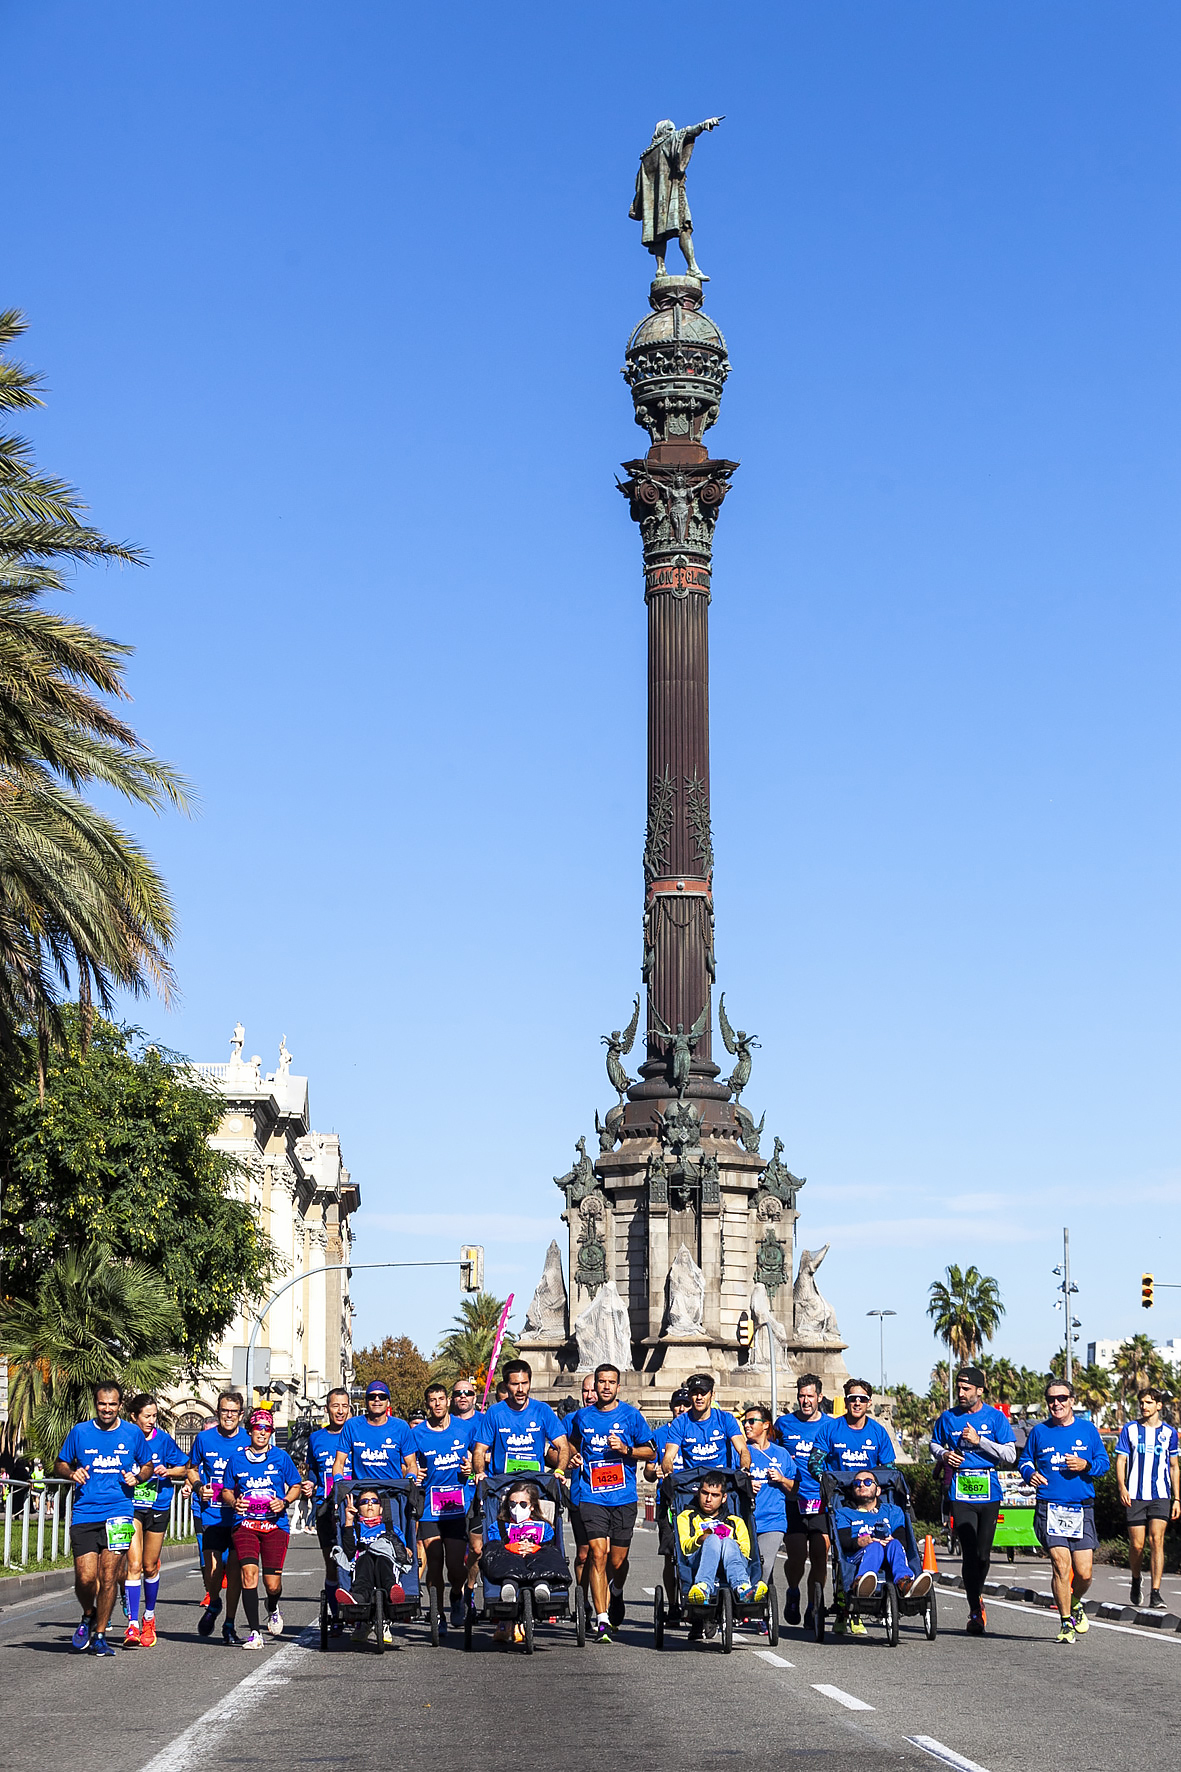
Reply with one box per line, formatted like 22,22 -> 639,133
813,1380 -> 896,1473
472,1361 -> 569,1477
331,1381 -> 415,1483
187,1390 -> 249,1643
930,1365 -> 1016,1635
569,1365 -> 654,1641
742,1404 -> 798,1611
299,1387 -> 351,1631
122,1393 -> 187,1649
643,1387 -> 691,1628
225,1410 -> 302,1649
660,1374 -> 749,1473
774,1373 -> 831,1629
409,1383 -> 480,1632
563,1375 -> 598,1590
1019,1380 -> 1109,1644
1115,1385 -> 1181,1609
54,1380 -> 153,1656
447,1378 -> 486,1609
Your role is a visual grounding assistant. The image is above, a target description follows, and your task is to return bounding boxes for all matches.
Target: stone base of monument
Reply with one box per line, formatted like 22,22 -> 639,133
517,1331 -> 850,1416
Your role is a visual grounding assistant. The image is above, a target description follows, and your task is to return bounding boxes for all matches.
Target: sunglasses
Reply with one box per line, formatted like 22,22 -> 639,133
1047,1395 -> 1071,1405
453,1389 -> 476,1397
846,1395 -> 871,1404
742,1415 -> 765,1424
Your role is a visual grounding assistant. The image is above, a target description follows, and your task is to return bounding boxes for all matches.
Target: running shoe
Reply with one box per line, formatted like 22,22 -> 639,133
855,1572 -> 878,1599
687,1583 -> 707,1604
1056,1619 -> 1076,1645
197,1593 -> 222,1637
500,1580 -> 518,1604
382,1622 -> 395,1645
388,1583 -> 405,1604
608,1589 -> 625,1627
907,1571 -> 933,1600
1150,1590 -> 1166,1610
1130,1575 -> 1142,1606
123,1621 -> 141,1650
71,1614 -> 94,1652
848,1618 -> 868,1637
437,1613 -> 449,1636
140,1617 -> 157,1648
966,1611 -> 986,1636
1071,1601 -> 1089,1634
830,1612 -> 846,1637
687,1620 -> 704,1642
352,1621 -> 370,1643
666,1606 -> 684,1629
92,1634 -> 116,1658
533,1581 -> 552,1606
592,1621 -> 614,1644
241,1630 -> 264,1650
784,1586 -> 802,1626
449,1595 -> 466,1630
222,1622 -> 242,1647
267,1608 -> 283,1637
335,1587 -> 357,1608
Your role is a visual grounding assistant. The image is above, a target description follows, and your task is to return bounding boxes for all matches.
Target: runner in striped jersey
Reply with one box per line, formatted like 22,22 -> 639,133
1115,1386 -> 1180,1609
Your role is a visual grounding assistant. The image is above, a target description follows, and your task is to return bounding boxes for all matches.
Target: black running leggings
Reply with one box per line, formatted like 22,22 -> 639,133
952,1501 -> 1000,1612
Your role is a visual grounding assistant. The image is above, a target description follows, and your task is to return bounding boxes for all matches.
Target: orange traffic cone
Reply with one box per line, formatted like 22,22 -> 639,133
922,1535 -> 938,1574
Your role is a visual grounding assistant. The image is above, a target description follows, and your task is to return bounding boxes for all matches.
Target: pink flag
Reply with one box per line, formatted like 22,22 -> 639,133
480,1294 -> 515,1411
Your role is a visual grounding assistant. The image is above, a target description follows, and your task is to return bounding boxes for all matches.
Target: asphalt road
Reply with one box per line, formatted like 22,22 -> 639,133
1,1531 -> 1176,1772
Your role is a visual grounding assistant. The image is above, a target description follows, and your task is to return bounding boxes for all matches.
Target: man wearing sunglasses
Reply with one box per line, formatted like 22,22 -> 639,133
450,1381 -> 485,1606
812,1379 -> 896,1475
300,1388 -> 352,1635
1019,1380 -> 1109,1644
835,1472 -> 933,1605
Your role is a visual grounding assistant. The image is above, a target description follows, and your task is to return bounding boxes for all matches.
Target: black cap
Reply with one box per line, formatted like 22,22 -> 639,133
670,1388 -> 692,1407
958,1366 -> 986,1388
686,1374 -> 715,1395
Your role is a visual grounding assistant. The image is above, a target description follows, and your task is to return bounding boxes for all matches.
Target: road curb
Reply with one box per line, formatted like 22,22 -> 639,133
934,1569 -> 1181,1634
0,1538 -> 198,1609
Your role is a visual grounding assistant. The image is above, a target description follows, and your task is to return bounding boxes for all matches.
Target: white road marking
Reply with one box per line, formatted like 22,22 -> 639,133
812,1682 -> 874,1711
754,1649 -> 794,1666
908,1738 -> 992,1772
938,1586 -> 1181,1643
644,1587 -> 657,1595
134,1629 -> 314,1772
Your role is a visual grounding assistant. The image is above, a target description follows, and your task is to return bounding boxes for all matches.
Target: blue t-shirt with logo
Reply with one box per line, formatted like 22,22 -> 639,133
774,1411 -> 829,1515
749,1443 -> 797,1533
834,1499 -> 906,1545
338,1414 -> 413,1483
57,1420 -> 151,1525
652,1423 -> 685,1473
930,1404 -> 1015,1507
664,1407 -> 743,1470
1019,1419 -> 1109,1503
477,1399 -> 567,1475
814,1415 -> 895,1474
136,1426 -> 187,1513
410,1417 -> 479,1521
190,1425 -> 250,1527
306,1425 -> 344,1505
569,1403 -> 653,1506
226,1446 -> 301,1531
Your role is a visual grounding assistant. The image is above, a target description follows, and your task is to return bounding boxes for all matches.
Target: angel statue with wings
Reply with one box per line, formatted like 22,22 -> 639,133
717,994 -> 759,1100
649,999 -> 710,1099
601,995 -> 641,1104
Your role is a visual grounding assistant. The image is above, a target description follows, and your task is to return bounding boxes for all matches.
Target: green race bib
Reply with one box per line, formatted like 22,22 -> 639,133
505,1458 -> 541,1474
954,1470 -> 991,1503
133,1481 -> 157,1507
105,1515 -> 135,1551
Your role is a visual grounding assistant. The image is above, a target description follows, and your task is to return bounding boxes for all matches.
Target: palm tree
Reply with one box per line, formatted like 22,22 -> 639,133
431,1292 -> 518,1389
0,312 -> 188,1084
1111,1335 -> 1169,1422
0,1243 -> 181,1462
978,1354 -> 1021,1407
927,1265 -> 1005,1407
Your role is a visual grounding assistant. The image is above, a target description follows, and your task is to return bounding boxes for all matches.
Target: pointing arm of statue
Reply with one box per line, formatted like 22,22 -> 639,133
687,116 -> 724,139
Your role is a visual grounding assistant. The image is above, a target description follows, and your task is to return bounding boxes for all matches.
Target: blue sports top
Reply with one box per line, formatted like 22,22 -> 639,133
225,1446 -> 302,1532
57,1420 -> 151,1526
188,1425 -> 249,1527
773,1411 -> 829,1511
476,1400 -> 567,1475
749,1443 -> 797,1533
306,1425 -> 344,1505
1019,1419 -> 1109,1503
337,1414 -> 414,1483
1115,1422 -> 1180,1502
569,1403 -> 653,1507
930,1404 -> 1015,1508
136,1426 -> 187,1513
834,1499 -> 907,1542
813,1415 -> 895,1474
652,1423 -> 685,1474
409,1416 -> 479,1521
663,1408 -> 743,1470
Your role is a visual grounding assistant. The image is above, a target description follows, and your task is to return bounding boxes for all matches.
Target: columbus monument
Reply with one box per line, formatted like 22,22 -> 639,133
519,120 -> 848,1409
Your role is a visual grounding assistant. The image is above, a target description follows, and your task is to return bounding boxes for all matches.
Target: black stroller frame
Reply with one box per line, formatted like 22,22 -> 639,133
655,1468 -> 778,1653
820,1466 -> 937,1648
465,1471 -> 586,1655
317,1477 -> 435,1654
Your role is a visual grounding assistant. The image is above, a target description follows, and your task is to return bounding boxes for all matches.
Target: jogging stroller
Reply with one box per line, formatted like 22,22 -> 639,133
464,1471 -> 585,1654
820,1467 -> 937,1647
655,1468 -> 777,1653
317,1478 -> 431,1653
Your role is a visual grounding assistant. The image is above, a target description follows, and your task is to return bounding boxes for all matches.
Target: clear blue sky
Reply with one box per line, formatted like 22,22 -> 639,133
7,2 -> 1180,1390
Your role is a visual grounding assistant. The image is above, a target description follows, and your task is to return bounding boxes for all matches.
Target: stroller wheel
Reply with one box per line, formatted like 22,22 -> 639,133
428,1587 -> 440,1648
883,1581 -> 900,1648
767,1582 -> 780,1647
522,1586 -> 535,1656
720,1587 -> 734,1655
653,1585 -> 665,1650
574,1583 -> 587,1648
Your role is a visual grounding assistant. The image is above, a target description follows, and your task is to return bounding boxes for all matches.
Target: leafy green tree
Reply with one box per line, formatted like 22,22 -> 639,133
0,1011 -> 279,1361
1111,1335 -> 1170,1422
0,1243 -> 180,1462
886,1382 -> 932,1455
927,1265 -> 1005,1404
978,1354 -> 1021,1406
431,1292 -> 517,1389
0,311 -> 187,1078
353,1334 -> 432,1420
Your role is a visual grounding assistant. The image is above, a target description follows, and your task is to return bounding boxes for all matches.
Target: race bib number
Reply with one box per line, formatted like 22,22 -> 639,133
505,1457 -> 541,1474
430,1485 -> 465,1516
589,1462 -> 625,1493
133,1481 -> 157,1507
246,1494 -> 274,1517
1046,1503 -> 1084,1540
209,1480 -> 224,1505
954,1470 -> 991,1503
799,1495 -> 822,1514
508,1523 -> 543,1547
105,1516 -> 134,1551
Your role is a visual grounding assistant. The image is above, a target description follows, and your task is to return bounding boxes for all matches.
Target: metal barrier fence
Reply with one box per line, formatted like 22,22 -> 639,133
2,1478 -> 196,1570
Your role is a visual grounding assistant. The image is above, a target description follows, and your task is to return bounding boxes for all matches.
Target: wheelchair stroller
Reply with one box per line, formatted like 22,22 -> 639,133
464,1471 -> 586,1654
317,1477 -> 433,1653
654,1467 -> 777,1653
820,1466 -> 937,1647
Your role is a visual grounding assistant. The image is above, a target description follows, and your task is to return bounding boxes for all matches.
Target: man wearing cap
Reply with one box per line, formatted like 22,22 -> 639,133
332,1382 -> 415,1485
660,1374 -> 749,1474
645,1388 -> 691,1628
930,1366 -> 1016,1635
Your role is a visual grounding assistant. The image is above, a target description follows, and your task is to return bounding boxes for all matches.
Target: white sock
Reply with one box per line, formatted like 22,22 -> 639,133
596,1611 -> 608,1625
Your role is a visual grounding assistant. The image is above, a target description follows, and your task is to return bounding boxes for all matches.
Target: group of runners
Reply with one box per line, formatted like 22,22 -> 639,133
51,1356 -> 1173,1656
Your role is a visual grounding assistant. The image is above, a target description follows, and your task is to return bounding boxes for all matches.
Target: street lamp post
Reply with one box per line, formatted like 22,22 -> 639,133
866,1309 -> 897,1397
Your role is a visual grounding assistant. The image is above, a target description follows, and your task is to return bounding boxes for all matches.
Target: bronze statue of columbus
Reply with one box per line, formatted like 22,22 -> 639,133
629,116 -> 723,280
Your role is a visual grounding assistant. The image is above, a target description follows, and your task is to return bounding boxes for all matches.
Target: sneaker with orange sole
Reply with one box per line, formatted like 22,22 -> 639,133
140,1617 -> 157,1648
123,1622 -> 141,1650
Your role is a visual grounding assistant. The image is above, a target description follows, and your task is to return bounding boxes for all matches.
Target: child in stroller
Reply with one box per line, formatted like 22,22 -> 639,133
677,1470 -> 769,1607
480,1480 -> 569,1609
334,1485 -> 415,1637
834,1471 -> 933,1603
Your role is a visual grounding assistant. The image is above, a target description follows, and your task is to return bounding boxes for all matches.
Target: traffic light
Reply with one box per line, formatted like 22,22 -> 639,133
1142,1273 -> 1154,1310
736,1311 -> 754,1349
460,1245 -> 484,1293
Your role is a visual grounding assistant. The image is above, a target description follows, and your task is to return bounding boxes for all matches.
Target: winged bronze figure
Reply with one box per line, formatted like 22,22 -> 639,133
649,998 -> 710,1099
601,994 -> 641,1103
717,993 -> 759,1099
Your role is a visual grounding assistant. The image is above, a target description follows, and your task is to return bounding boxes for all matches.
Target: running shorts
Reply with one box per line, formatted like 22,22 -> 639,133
577,1500 -> 637,1546
232,1523 -> 290,1571
134,1505 -> 173,1534
1126,1498 -> 1171,1526
315,1509 -> 338,1556
418,1516 -> 468,1541
201,1520 -> 236,1558
785,1498 -> 827,1537
70,1521 -> 120,1557
1033,1500 -> 1098,1552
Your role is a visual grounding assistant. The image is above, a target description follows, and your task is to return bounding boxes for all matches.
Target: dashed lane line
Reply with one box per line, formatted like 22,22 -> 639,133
133,1628 -> 315,1772
754,1649 -> 794,1666
907,1737 -> 992,1772
812,1683 -> 874,1711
